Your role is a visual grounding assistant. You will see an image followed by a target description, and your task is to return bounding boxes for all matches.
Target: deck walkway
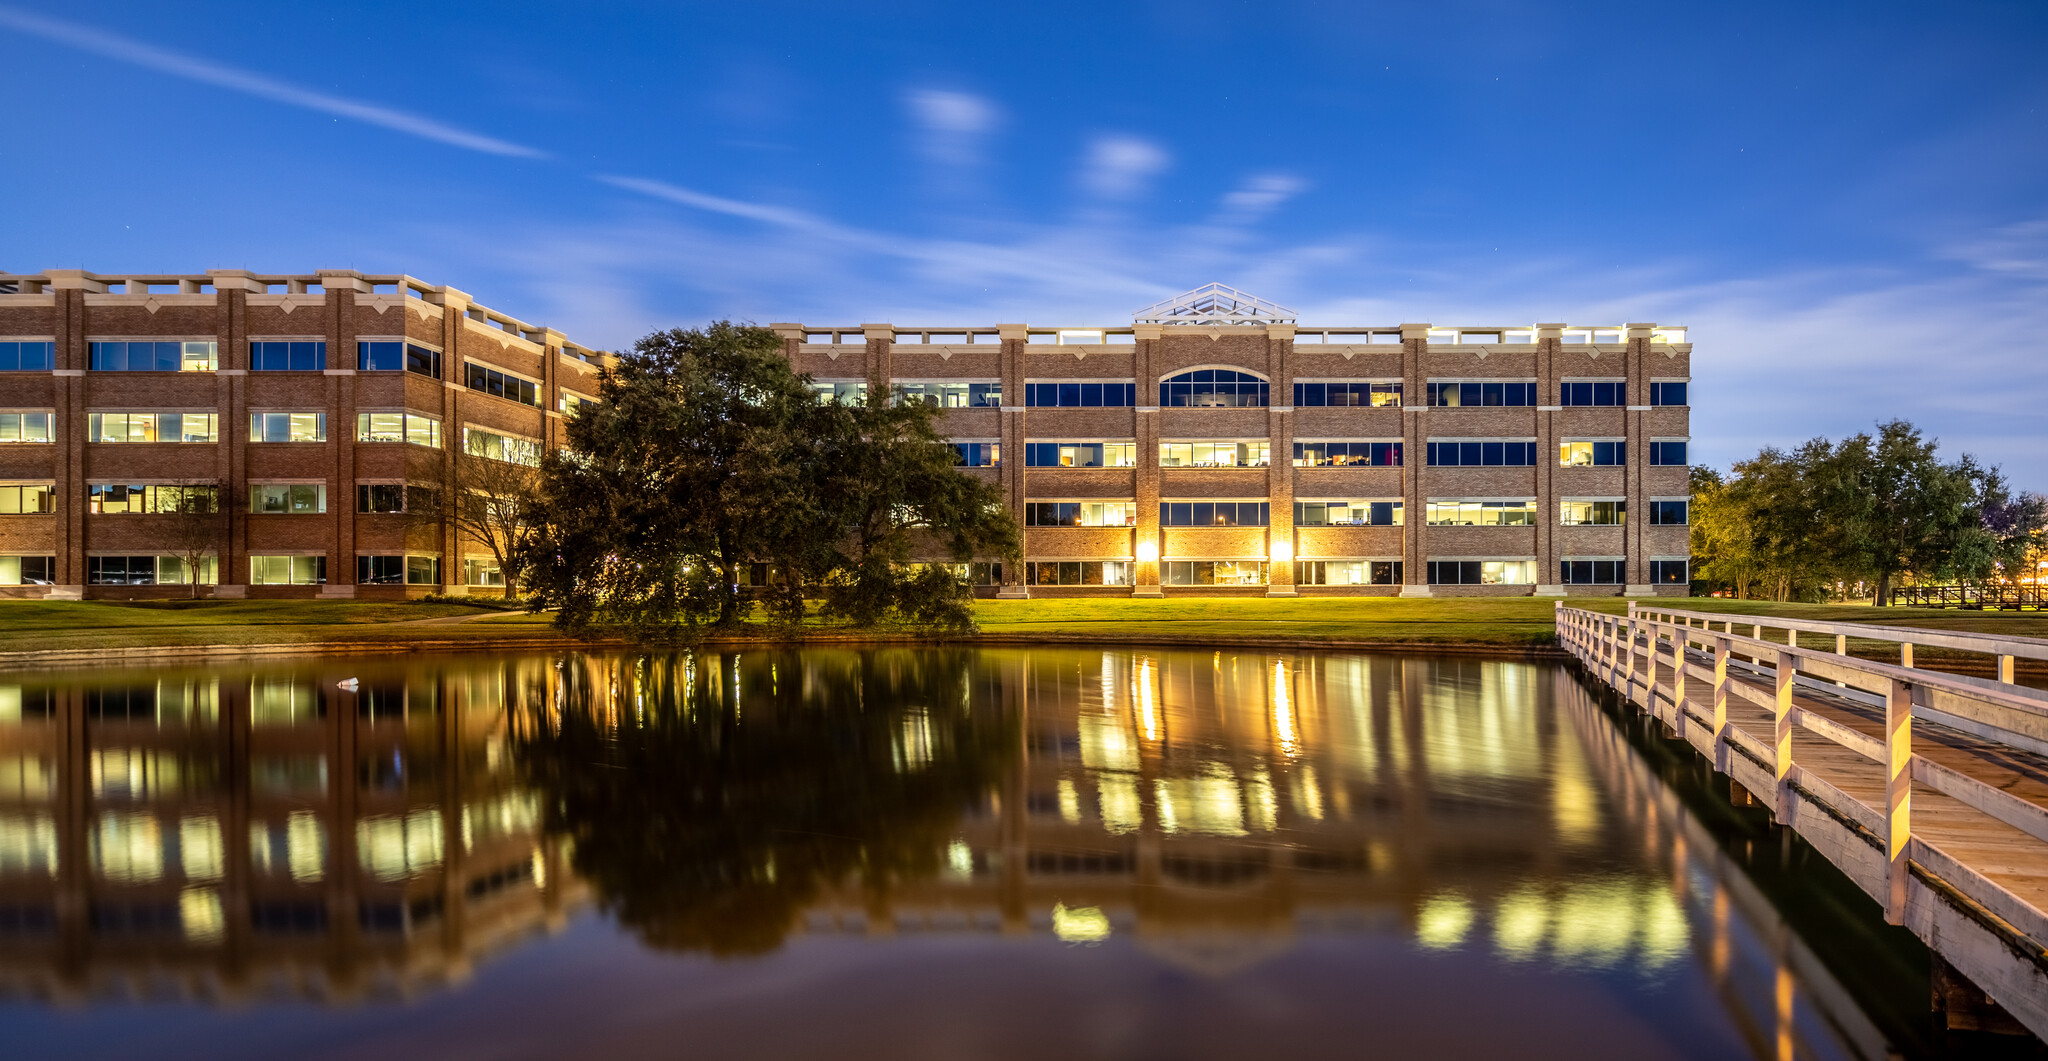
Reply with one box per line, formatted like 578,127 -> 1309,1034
1558,602 -> 2048,1040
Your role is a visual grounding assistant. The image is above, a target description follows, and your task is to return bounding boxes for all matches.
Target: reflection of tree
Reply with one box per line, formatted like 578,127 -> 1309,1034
515,649 -> 1014,956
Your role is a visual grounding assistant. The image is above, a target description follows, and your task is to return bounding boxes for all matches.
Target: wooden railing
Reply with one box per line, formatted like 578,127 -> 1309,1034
1896,584 -> 2047,610
1555,602 -> 2048,976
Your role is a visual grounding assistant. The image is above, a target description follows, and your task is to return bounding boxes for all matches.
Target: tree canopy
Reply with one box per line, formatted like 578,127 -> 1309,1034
517,322 -> 1018,634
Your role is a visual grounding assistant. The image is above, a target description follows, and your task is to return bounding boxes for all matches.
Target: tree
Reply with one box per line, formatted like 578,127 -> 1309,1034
1834,420 -> 1985,605
157,479 -> 230,599
411,446 -> 543,598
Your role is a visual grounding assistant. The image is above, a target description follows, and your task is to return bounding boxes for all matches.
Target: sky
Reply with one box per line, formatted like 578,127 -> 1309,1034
2,0 -> 2044,485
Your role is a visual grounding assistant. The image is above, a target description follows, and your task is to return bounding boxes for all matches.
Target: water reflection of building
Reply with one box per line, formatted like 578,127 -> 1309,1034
0,658 -> 582,1002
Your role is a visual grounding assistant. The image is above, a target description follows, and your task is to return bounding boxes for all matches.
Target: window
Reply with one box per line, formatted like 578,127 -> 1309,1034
1648,500 -> 1690,525
1026,442 -> 1137,468
1560,381 -> 1625,406
1427,560 -> 1536,585
0,556 -> 54,585
1294,501 -> 1403,527
249,484 -> 326,515
357,556 -> 406,585
1294,382 -> 1401,407
250,556 -> 326,585
1026,561 -> 1132,586
1159,501 -> 1269,527
1292,441 -> 1401,467
89,341 -> 217,372
87,484 -> 214,514
0,412 -> 51,442
1650,382 -> 1688,406
1427,382 -> 1536,407
250,412 -> 326,443
1560,560 -> 1626,585
1023,502 -> 1136,527
923,561 -> 1002,585
1022,382 -> 1132,407
0,342 -> 54,371
250,341 -> 326,371
88,556 -> 159,585
1297,560 -> 1402,585
464,362 -> 539,407
559,392 -> 595,415
357,484 -> 431,514
357,341 -> 443,378
464,557 -> 504,587
1651,559 -> 1690,584
1427,441 -> 1538,466
1558,441 -> 1626,467
88,412 -> 217,443
156,557 -> 218,585
463,428 -> 539,467
951,442 -> 1000,468
900,382 -> 1004,407
1560,500 -> 1626,526
811,381 -> 869,404
1159,369 -> 1268,408
1424,500 -> 1537,526
0,484 -> 53,514
1649,441 -> 1688,466
1158,441 -> 1268,467
408,555 -> 442,585
1162,560 -> 1268,585
355,412 -> 441,447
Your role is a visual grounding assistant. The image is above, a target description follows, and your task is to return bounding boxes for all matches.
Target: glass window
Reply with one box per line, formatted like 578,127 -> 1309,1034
1651,559 -> 1690,584
559,392 -> 595,415
1424,500 -> 1537,526
89,341 -> 216,372
1559,500 -> 1626,525
463,428 -> 539,467
249,484 -> 326,515
88,556 -> 158,585
356,342 -> 402,372
900,382 -> 1005,407
1293,382 -> 1401,407
1426,382 -> 1536,407
355,412 -> 439,447
358,556 -> 406,585
1426,440 -> 1538,466
407,556 -> 441,585
1293,500 -> 1403,527
810,381 -> 869,404
0,484 -> 54,514
1157,441 -> 1269,467
1295,560 -> 1402,585
1291,441 -> 1402,467
464,362 -> 540,407
1648,500 -> 1690,525
464,557 -> 505,587
1162,560 -> 1268,585
1560,381 -> 1625,406
86,484 -> 214,515
1024,442 -> 1138,468
1650,441 -> 1688,466
951,442 -> 1001,468
1159,501 -> 1269,527
1426,560 -> 1536,585
1560,560 -> 1627,585
250,412 -> 326,443
249,555 -> 327,585
1650,382 -> 1688,406
1158,369 -> 1269,408
1025,561 -> 1133,586
0,412 -> 52,442
0,342 -> 55,371
1558,441 -> 1626,467
357,484 -> 407,513
156,556 -> 218,585
1022,382 -> 1131,407
1022,501 -> 1136,527
250,341 -> 326,371
0,556 -> 55,585
87,412 -> 217,444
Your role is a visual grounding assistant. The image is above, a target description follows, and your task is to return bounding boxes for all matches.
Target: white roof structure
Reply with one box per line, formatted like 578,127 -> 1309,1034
1133,283 -> 1296,326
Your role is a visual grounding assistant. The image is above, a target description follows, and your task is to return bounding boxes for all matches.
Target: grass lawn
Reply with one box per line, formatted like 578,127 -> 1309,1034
0,594 -> 2040,665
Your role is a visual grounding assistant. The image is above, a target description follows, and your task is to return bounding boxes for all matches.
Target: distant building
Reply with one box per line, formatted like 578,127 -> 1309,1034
0,269 -> 606,599
778,284 -> 1693,597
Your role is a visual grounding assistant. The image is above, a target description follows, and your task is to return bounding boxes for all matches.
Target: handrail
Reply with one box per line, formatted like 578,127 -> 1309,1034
1554,602 -> 2048,947
1630,601 -> 2047,683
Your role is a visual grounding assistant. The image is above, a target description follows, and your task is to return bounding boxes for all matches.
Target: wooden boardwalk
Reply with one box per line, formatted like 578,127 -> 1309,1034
1558,603 -> 2048,1040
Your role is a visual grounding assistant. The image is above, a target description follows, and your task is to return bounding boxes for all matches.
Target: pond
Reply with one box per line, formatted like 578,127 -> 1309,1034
0,648 -> 2007,1060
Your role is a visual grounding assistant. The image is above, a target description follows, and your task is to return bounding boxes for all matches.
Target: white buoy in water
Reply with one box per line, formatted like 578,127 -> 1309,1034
337,678 -> 360,692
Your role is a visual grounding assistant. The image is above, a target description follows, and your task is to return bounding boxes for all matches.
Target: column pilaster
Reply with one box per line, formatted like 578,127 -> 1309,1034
1132,324 -> 1163,596
1265,324 -> 1296,596
1398,323 -> 1432,596
1532,323 -> 1567,597
1623,322 -> 1656,594
996,324 -> 1029,598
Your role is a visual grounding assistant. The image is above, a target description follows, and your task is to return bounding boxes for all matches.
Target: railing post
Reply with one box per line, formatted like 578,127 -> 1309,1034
1998,654 -> 2015,684
1773,648 -> 1798,824
1624,603 -> 1638,703
1672,620 -> 1688,739
1835,633 -> 1846,656
1712,636 -> 1731,773
1900,642 -> 1913,669
1884,676 -> 1912,925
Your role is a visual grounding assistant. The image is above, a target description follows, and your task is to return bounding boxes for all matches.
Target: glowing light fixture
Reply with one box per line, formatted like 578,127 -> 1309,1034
1135,540 -> 1159,562
1269,539 -> 1293,563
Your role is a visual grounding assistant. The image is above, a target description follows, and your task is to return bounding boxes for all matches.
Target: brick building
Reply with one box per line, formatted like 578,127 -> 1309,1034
0,268 -> 607,599
777,283 -> 1693,598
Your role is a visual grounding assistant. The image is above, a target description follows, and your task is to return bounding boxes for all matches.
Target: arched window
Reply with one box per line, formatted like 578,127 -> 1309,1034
1159,369 -> 1269,408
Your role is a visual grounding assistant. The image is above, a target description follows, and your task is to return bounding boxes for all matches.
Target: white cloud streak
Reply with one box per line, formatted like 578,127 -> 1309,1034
0,7 -> 547,159
905,89 -> 999,166
1081,136 -> 1171,198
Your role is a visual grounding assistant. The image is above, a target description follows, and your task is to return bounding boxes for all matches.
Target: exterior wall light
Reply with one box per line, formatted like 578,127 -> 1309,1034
1136,540 -> 1159,562
1269,539 -> 1293,564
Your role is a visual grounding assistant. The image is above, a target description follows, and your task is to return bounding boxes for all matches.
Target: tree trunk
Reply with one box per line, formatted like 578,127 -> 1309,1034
1875,569 -> 1891,607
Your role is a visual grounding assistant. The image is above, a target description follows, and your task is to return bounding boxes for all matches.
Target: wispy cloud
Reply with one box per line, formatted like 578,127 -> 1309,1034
1216,174 -> 1307,224
0,7 -> 547,158
904,89 -> 999,166
1081,136 -> 1171,199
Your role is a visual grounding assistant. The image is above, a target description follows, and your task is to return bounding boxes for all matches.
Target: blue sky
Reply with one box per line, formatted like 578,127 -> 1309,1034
2,1 -> 2044,484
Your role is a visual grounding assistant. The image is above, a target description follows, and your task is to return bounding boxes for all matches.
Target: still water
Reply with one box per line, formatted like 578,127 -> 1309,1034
0,648 -> 2003,1059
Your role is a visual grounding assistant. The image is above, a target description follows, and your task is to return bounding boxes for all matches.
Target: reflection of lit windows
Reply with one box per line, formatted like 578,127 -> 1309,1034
1416,891 -> 1474,950
0,756 -> 53,801
180,817 -> 224,881
1052,902 -> 1111,943
250,678 -> 322,725
92,811 -> 164,883
1099,776 -> 1142,835
1056,778 -> 1082,824
0,812 -> 59,878
1152,763 -> 1248,836
250,811 -> 326,882
181,888 -> 224,943
894,710 -> 932,772
357,809 -> 445,882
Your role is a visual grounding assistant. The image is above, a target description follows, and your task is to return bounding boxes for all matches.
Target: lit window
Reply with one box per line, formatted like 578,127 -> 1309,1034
810,380 -> 869,404
249,412 -> 326,443
0,484 -> 54,514
1162,560 -> 1268,585
1026,442 -> 1138,467
1025,561 -> 1133,586
88,412 -> 217,443
249,556 -> 326,585
89,341 -> 217,372
1158,441 -> 1268,467
355,412 -> 441,447
1023,502 -> 1137,527
1559,500 -> 1626,525
463,428 -> 539,467
0,412 -> 52,442
1296,560 -> 1402,585
1293,501 -> 1402,526
1558,441 -> 1626,466
901,382 -> 1004,407
951,442 -> 1000,467
1294,382 -> 1401,407
249,484 -> 326,515
1159,502 -> 1270,527
1292,441 -> 1401,467
0,556 -> 55,584
1424,500 -> 1537,526
1426,560 -> 1536,585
